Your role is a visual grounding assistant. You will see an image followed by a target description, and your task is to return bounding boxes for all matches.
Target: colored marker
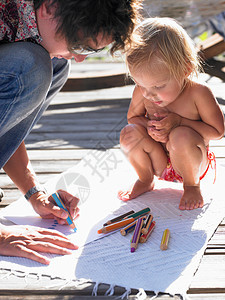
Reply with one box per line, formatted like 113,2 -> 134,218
98,217 -> 135,234
120,220 -> 137,236
126,207 -> 150,220
130,217 -> 144,253
51,192 -> 77,232
140,221 -> 156,243
160,229 -> 170,250
103,210 -> 135,226
141,214 -> 153,235
120,216 -> 147,236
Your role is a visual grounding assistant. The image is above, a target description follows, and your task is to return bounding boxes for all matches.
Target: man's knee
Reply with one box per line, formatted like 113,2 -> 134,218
0,42 -> 52,95
0,42 -> 53,135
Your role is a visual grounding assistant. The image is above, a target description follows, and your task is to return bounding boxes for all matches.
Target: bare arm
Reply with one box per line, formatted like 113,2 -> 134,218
180,85 -> 224,143
3,142 -> 79,222
148,84 -> 224,144
3,142 -> 39,195
127,85 -> 148,128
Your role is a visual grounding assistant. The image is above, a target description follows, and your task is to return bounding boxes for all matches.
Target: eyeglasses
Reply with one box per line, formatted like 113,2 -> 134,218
69,45 -> 105,56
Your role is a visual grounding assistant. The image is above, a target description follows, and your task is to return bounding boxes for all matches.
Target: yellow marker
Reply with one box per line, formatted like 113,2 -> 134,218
160,229 -> 170,250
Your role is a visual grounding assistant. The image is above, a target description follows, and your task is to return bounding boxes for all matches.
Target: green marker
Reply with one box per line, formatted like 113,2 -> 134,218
126,207 -> 150,220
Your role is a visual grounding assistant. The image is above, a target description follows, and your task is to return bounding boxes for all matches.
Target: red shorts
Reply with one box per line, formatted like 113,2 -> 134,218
159,149 -> 216,183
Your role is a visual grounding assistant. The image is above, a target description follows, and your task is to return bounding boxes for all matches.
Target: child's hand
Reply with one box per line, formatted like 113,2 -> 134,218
147,125 -> 168,143
148,112 -> 181,142
29,190 -> 80,224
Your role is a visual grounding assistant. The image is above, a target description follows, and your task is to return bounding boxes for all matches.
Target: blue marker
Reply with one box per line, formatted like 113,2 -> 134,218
52,192 -> 77,232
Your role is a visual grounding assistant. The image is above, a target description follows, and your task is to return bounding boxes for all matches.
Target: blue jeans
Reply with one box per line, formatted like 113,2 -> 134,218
0,42 -> 70,169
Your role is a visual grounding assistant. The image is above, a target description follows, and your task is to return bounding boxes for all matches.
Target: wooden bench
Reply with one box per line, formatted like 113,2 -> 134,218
198,33 -> 225,60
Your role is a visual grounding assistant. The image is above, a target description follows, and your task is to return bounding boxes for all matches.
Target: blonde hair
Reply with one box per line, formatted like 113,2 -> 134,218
126,17 -> 201,81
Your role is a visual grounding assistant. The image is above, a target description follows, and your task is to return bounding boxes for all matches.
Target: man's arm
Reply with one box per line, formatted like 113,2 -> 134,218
3,142 -> 79,222
3,142 -> 39,196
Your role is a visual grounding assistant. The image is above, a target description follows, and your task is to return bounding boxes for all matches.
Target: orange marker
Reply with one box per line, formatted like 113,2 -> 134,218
160,229 -> 170,250
98,217 -> 135,234
103,210 -> 135,226
140,221 -> 156,243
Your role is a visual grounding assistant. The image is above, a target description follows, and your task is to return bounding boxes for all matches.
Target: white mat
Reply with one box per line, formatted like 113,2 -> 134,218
1,149 -> 225,295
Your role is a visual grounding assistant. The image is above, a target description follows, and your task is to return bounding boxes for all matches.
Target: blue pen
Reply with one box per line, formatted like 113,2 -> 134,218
52,192 -> 77,232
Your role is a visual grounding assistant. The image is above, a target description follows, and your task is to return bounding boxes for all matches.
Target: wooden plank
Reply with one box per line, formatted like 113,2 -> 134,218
0,189 -> 22,205
210,138 -> 225,146
61,73 -> 133,92
50,86 -> 133,105
48,96 -> 131,107
198,33 -> 225,61
24,140 -> 120,150
207,226 -> 225,246
25,132 -> 121,140
188,294 -> 225,299
212,147 -> 225,158
43,109 -> 129,118
202,58 -> 225,81
32,123 -> 126,133
0,270 -> 178,299
0,160 -> 79,175
27,149 -> 90,160
189,255 -> 225,290
27,148 -> 121,160
0,293 -> 179,299
0,173 -> 55,186
60,63 -> 134,92
24,134 -> 225,150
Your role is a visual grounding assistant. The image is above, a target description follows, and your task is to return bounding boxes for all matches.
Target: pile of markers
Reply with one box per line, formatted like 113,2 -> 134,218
98,207 -> 170,252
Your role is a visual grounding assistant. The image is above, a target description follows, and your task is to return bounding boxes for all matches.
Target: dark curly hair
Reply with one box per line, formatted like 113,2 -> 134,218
33,0 -> 143,54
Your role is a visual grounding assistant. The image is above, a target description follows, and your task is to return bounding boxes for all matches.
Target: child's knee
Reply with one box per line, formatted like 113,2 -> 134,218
168,126 -> 195,153
120,124 -> 146,153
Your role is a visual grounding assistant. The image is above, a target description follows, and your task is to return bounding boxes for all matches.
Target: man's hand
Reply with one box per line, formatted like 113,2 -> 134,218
0,224 -> 78,265
29,190 -> 80,225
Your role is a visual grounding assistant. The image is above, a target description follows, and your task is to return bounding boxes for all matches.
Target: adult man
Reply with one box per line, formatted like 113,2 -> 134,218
0,0 -> 143,263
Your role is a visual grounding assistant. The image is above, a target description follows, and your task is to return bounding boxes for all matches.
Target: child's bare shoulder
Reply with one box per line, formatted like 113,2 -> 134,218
132,85 -> 146,103
189,79 -> 214,100
133,85 -> 143,98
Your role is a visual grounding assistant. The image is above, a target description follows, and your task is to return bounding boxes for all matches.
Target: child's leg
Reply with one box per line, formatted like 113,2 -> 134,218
118,124 -> 167,201
167,126 -> 209,210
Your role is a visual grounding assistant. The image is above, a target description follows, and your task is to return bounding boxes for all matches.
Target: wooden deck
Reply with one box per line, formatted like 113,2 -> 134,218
1,61 -> 225,299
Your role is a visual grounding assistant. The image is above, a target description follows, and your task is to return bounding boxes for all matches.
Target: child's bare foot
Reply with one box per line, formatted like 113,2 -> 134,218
118,179 -> 154,201
179,185 -> 204,210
